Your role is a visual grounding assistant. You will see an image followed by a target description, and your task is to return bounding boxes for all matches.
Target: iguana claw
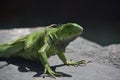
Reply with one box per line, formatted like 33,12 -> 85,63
66,60 -> 86,66
43,64 -> 62,78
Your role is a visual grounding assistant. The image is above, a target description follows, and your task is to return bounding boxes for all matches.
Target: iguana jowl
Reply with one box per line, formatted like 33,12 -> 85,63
0,23 -> 85,78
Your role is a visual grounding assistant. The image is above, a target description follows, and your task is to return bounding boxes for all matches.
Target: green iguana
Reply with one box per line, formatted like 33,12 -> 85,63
0,23 -> 85,78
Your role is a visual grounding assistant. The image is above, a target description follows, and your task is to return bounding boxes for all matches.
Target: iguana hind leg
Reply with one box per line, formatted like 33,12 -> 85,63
0,42 -> 24,58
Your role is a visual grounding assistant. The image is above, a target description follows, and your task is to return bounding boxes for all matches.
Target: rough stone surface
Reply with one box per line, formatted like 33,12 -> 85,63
0,27 -> 120,80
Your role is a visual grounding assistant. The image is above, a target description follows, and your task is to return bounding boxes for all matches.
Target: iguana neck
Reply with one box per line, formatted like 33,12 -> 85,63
55,28 -> 79,49
56,27 -> 79,41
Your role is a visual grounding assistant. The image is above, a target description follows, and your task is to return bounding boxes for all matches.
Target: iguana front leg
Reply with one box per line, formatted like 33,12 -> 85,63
38,44 -> 61,78
57,51 -> 86,66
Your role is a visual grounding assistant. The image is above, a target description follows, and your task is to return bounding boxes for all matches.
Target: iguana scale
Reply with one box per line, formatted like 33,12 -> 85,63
0,23 -> 85,78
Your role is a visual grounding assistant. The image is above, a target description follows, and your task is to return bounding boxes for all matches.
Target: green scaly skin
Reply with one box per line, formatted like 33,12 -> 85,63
0,23 -> 85,78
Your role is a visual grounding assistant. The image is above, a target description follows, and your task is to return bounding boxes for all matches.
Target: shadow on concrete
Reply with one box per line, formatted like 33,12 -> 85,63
0,58 -> 71,78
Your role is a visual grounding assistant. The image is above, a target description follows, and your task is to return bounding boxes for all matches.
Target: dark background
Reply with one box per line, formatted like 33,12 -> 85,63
0,0 -> 120,46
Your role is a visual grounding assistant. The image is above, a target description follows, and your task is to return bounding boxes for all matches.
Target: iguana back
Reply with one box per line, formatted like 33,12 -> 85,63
0,30 -> 44,59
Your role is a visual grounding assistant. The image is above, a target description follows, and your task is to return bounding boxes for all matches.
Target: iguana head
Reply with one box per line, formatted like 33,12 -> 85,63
59,23 -> 83,39
47,23 -> 83,47
47,23 -> 83,41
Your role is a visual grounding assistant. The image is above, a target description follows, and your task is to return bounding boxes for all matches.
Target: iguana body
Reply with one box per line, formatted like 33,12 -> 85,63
0,23 -> 85,78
